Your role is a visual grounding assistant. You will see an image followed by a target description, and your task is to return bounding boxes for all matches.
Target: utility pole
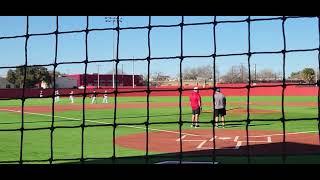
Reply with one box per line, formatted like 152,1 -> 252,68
315,68 -> 318,86
105,16 -> 123,89
97,64 -> 102,89
240,63 -> 244,83
212,59 -> 214,85
132,56 -> 135,88
255,64 -> 257,82
122,64 -> 124,86
217,71 -> 219,83
231,66 -> 234,83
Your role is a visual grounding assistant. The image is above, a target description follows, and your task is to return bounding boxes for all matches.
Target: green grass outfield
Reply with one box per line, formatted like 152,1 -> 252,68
0,96 -> 319,164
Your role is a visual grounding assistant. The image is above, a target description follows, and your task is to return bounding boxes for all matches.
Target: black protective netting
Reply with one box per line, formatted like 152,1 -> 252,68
0,16 -> 319,164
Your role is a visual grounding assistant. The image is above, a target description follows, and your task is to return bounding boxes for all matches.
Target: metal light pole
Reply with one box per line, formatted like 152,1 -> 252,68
132,56 -> 135,88
254,64 -> 257,82
122,64 -> 124,86
105,16 -> 123,88
212,59 -> 214,86
97,64 -> 102,89
231,66 -> 234,83
240,63 -> 244,83
217,71 -> 219,83
315,68 -> 318,86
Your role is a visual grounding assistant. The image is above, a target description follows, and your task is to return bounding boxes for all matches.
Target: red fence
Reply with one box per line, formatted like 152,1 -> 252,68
0,84 -> 318,99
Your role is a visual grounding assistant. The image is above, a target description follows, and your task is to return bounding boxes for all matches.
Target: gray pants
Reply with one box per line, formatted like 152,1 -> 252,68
69,96 -> 74,103
91,97 -> 96,104
102,96 -> 108,103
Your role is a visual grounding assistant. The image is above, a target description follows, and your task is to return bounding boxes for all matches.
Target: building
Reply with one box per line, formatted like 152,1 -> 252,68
65,74 -> 145,88
0,77 -> 14,88
55,76 -> 78,88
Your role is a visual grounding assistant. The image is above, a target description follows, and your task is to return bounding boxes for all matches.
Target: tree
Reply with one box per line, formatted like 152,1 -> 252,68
6,69 -> 19,88
220,65 -> 248,83
182,65 -> 218,81
151,72 -> 169,86
256,69 -> 277,81
142,73 -> 151,86
6,66 -> 52,88
183,68 -> 198,80
289,71 -> 302,80
301,68 -> 315,84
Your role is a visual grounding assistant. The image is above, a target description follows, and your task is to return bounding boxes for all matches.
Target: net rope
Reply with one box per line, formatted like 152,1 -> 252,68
0,16 -> 319,164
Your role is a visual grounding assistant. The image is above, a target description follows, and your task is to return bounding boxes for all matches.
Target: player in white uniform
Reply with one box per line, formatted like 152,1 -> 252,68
69,91 -> 74,103
102,90 -> 108,104
54,90 -> 60,102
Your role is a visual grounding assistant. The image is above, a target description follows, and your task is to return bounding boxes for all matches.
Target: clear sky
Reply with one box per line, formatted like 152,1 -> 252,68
0,16 -> 319,79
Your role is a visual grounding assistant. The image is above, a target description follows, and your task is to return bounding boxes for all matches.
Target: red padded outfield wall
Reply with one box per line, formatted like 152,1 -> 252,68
0,83 -> 317,99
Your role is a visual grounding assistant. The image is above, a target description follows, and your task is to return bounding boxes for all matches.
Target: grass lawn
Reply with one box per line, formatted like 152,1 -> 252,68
0,96 -> 319,164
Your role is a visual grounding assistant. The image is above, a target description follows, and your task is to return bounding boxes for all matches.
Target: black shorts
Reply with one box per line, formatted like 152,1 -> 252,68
192,108 -> 201,115
214,108 -> 226,117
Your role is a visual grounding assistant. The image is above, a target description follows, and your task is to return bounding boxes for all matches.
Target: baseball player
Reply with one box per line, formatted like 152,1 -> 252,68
54,90 -> 60,102
102,90 -> 108,104
91,90 -> 97,104
69,91 -> 74,104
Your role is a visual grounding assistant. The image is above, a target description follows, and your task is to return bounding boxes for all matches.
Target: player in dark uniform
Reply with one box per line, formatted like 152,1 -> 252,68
91,90 -> 97,104
214,88 -> 226,128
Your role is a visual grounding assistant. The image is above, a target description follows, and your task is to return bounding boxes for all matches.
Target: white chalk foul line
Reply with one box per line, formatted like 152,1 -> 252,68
0,108 -> 200,137
235,141 -> 242,149
0,108 -> 317,142
209,136 -> 217,141
122,125 -> 200,137
0,108 -> 79,121
155,161 -> 218,164
218,137 -> 231,140
176,135 -> 187,142
247,131 -> 318,138
234,136 -> 239,142
196,140 -> 208,149
267,136 -> 272,143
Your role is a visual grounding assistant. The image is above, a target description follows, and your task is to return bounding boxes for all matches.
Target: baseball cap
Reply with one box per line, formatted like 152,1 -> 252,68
216,88 -> 220,92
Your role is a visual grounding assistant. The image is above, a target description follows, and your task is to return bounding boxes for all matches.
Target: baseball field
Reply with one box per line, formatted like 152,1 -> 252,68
0,92 -> 319,164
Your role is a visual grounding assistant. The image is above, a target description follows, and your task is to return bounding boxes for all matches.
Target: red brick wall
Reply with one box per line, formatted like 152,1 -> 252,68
0,83 -> 317,99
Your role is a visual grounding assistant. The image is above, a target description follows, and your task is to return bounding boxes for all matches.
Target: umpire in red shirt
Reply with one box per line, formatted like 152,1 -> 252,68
189,87 -> 202,128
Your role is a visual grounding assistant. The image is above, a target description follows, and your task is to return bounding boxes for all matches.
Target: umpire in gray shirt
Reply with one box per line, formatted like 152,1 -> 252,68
214,88 -> 226,128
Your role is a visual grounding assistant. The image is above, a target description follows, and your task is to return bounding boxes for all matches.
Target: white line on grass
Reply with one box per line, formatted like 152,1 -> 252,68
0,108 -> 317,139
0,108 -> 200,137
122,124 -> 200,137
0,108 -> 79,121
